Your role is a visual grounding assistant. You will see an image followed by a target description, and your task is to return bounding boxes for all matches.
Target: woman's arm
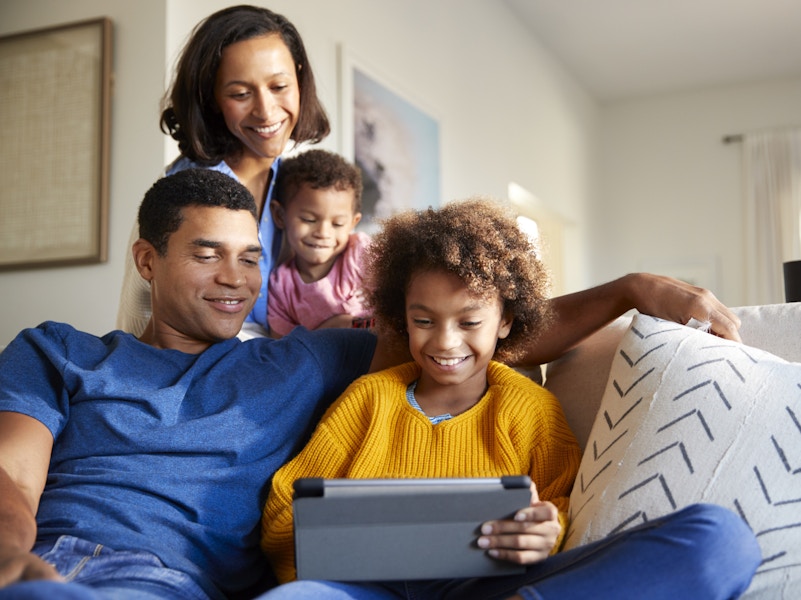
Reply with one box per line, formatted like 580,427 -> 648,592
514,273 -> 742,367
116,223 -> 152,336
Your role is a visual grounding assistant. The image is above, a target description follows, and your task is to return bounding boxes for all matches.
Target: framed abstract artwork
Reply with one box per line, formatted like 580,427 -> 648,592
338,45 -> 441,231
0,18 -> 112,270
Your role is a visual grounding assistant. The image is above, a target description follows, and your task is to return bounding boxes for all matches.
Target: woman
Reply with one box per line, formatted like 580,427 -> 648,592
117,4 -> 329,337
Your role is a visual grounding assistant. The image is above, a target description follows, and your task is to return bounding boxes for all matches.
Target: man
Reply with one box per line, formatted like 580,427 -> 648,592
0,169 -> 746,599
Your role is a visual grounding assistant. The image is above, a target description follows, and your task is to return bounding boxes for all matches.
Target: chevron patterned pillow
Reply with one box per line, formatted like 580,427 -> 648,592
564,314 -> 801,599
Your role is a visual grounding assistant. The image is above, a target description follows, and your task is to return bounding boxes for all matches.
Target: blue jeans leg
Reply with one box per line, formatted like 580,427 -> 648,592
445,503 -> 761,600
0,536 -> 215,600
254,580 -> 401,600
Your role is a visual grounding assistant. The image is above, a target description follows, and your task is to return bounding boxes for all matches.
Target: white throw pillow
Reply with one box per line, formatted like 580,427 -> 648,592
565,314 -> 801,598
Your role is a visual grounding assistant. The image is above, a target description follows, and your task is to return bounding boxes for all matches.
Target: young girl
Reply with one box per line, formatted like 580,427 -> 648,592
262,197 -> 575,583
267,149 -> 372,336
258,198 -> 758,600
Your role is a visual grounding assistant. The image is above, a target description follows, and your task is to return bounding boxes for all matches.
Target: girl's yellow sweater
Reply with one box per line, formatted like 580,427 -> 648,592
261,361 -> 581,583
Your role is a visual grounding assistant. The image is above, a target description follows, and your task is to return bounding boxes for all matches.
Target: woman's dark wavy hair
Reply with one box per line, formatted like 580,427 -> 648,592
160,5 -> 330,165
364,197 -> 553,363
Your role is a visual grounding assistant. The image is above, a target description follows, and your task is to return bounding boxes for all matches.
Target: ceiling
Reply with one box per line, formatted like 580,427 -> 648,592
502,0 -> 801,102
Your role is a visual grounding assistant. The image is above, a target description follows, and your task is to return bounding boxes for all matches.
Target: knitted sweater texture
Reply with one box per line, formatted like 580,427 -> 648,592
261,361 -> 581,583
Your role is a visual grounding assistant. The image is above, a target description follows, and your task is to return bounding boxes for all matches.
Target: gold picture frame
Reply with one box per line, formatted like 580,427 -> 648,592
0,18 -> 112,271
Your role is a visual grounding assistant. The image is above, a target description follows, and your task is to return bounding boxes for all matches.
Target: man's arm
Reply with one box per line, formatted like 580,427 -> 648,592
514,273 -> 742,367
0,411 -> 61,587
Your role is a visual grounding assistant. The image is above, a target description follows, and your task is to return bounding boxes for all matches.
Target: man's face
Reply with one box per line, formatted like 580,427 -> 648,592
138,206 -> 262,353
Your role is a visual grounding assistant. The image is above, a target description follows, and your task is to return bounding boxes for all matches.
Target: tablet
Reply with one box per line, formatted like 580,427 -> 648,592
292,475 -> 531,581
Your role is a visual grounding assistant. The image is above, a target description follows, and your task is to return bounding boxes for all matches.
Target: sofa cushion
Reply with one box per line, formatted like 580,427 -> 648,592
542,315 -> 631,450
564,313 -> 801,598
545,303 -> 801,450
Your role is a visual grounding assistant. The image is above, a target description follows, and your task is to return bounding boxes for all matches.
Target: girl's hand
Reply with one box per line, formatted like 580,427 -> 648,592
476,483 -> 561,565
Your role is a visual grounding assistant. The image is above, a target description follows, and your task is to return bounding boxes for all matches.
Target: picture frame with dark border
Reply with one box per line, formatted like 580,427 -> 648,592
0,17 -> 112,271
337,44 -> 441,232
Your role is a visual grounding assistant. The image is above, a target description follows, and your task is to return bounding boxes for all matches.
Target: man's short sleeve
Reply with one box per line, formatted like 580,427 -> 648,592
0,323 -> 71,436
292,328 -> 376,401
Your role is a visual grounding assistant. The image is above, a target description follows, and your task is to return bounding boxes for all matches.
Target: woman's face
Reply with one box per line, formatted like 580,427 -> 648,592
214,34 -> 300,164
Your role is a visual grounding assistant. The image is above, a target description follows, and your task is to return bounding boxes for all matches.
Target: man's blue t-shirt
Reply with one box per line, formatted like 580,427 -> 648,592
0,322 -> 376,598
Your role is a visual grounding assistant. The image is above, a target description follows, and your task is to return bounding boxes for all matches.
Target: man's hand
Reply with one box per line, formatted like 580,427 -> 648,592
624,273 -> 741,342
476,483 -> 560,565
0,549 -> 63,588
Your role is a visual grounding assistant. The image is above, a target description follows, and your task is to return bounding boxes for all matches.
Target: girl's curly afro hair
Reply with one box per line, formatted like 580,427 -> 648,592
364,197 -> 552,363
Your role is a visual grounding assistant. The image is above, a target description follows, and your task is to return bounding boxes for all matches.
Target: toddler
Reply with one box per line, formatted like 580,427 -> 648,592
268,149 -> 372,336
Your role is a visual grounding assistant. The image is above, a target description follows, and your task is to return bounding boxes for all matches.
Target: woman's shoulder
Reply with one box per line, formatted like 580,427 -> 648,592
165,156 -> 236,179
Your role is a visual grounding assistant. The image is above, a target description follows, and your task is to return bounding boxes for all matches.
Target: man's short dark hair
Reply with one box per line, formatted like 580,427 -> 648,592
138,169 -> 257,255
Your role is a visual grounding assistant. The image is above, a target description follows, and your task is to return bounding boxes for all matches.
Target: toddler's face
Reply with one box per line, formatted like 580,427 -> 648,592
277,184 -> 361,277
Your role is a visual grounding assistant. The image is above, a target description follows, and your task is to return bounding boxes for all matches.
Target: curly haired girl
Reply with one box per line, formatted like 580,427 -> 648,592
262,197 -> 582,588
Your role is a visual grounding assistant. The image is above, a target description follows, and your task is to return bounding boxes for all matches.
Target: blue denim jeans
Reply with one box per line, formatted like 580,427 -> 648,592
257,504 -> 761,600
0,536 -> 216,600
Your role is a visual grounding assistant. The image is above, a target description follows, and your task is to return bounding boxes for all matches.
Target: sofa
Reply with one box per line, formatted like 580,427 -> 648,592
542,302 -> 801,599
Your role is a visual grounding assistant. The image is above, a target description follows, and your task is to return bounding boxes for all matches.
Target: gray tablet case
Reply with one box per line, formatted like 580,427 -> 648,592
293,475 -> 531,581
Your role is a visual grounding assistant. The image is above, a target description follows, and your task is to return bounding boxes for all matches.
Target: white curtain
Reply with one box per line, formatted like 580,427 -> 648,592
743,128 -> 801,305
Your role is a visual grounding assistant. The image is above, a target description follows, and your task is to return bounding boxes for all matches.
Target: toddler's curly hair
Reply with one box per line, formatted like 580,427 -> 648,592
273,149 -> 362,212
364,197 -> 552,363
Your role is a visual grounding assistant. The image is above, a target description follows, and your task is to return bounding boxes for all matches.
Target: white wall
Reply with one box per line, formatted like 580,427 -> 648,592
0,0 -> 598,347
0,0 -> 166,347
595,77 -> 801,306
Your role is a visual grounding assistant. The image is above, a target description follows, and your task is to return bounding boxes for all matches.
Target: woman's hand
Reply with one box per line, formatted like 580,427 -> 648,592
477,483 -> 560,565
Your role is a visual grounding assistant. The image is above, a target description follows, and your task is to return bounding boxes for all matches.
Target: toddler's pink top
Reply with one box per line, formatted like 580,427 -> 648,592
267,232 -> 372,336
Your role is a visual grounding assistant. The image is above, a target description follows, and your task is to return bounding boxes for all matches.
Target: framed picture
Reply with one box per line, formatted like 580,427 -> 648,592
338,45 -> 441,231
0,18 -> 112,271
